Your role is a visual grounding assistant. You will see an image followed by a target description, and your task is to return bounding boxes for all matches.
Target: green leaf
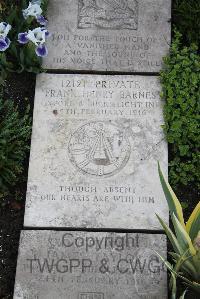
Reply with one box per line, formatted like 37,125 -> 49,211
179,289 -> 187,299
172,213 -> 196,256
179,145 -> 190,156
20,49 -> 25,65
171,272 -> 177,299
158,162 -> 186,228
186,202 -> 200,240
172,249 -> 198,280
156,252 -> 177,299
0,53 -> 7,65
157,215 -> 182,254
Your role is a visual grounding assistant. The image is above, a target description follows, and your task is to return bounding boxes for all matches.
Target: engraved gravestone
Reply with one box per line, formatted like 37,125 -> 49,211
14,231 -> 167,299
43,0 -> 171,72
24,73 -> 168,229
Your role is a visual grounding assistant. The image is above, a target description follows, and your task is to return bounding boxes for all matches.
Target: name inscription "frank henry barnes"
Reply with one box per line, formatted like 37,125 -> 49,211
24,74 -> 168,230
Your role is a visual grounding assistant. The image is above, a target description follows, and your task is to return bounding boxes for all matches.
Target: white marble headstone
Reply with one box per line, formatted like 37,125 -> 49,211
24,73 -> 168,229
43,0 -> 171,72
14,230 -> 167,299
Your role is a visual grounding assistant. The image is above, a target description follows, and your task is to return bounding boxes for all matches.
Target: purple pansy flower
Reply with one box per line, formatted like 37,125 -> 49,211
35,44 -> 48,57
0,22 -> 11,51
0,37 -> 11,52
37,15 -> 48,26
18,32 -> 29,44
19,27 -> 50,57
0,22 -> 12,38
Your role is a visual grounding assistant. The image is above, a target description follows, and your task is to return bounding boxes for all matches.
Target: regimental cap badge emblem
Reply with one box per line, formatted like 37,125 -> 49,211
69,121 -> 131,177
78,0 -> 139,30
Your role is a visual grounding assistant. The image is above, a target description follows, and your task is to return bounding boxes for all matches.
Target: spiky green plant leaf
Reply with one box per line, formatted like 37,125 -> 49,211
179,289 -> 187,299
157,214 -> 182,254
172,214 -> 196,256
158,162 -> 185,228
186,202 -> 200,240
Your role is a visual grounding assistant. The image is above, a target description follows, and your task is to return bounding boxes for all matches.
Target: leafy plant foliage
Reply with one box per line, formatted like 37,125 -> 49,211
0,98 -> 31,195
173,0 -> 200,45
160,31 -> 200,189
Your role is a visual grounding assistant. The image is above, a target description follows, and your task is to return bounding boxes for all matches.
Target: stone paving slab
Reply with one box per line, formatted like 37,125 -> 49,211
24,73 -> 168,229
14,230 -> 167,299
43,0 -> 171,72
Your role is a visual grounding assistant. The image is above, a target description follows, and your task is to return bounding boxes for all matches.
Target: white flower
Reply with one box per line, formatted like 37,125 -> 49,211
23,2 -> 42,19
27,27 -> 48,46
0,22 -> 12,38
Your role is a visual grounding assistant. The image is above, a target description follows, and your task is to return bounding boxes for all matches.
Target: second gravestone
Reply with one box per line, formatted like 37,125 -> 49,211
43,0 -> 171,72
14,231 -> 167,299
24,74 -> 168,229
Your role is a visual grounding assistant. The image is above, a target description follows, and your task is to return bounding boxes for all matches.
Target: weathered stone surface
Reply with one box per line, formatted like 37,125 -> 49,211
43,0 -> 171,72
24,73 -> 168,229
14,230 -> 167,299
